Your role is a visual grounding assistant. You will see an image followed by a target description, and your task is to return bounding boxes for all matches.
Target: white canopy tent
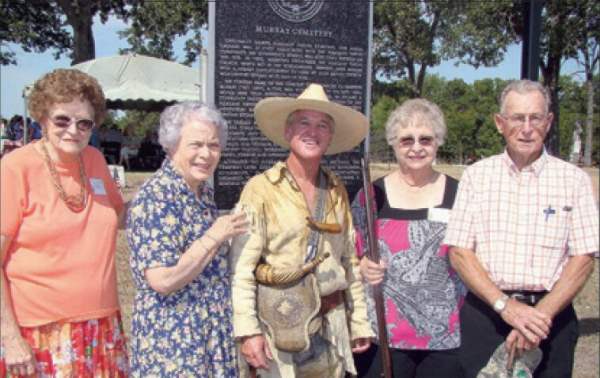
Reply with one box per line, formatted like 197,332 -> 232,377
72,53 -> 203,111
10,54 -> 206,155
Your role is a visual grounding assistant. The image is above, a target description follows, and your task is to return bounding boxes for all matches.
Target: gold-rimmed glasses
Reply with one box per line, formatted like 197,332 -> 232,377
51,115 -> 95,132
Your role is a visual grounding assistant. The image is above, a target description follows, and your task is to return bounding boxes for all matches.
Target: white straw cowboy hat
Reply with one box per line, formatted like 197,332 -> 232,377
254,83 -> 369,155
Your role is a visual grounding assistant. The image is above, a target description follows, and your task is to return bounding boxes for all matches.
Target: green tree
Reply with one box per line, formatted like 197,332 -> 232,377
469,79 -> 506,159
426,77 -> 505,164
557,76 -> 585,160
557,74 -> 599,164
115,110 -> 160,138
1,0 -> 133,65
0,0 -> 70,65
571,0 -> 599,166
370,95 -> 398,161
535,0 -> 580,154
118,0 -> 208,64
373,0 -> 517,97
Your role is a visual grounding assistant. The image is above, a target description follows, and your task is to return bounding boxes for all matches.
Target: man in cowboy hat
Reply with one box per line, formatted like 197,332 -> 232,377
231,83 -> 374,377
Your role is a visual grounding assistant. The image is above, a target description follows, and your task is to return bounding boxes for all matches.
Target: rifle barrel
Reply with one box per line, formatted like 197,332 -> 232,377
360,157 -> 393,378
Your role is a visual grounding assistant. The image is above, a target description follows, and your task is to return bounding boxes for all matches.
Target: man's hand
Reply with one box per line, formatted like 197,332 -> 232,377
351,337 -> 372,353
500,299 -> 551,344
240,334 -> 273,370
505,328 -> 537,357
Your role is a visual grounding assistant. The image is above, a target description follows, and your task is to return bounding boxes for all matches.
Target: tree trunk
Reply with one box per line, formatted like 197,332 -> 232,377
583,72 -> 594,166
540,59 -> 561,156
71,12 -> 95,65
416,64 -> 427,98
538,0 -> 573,157
56,0 -> 95,65
406,57 -> 418,98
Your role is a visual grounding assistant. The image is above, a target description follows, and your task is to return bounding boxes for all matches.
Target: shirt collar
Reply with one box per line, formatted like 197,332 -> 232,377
160,158 -> 213,198
501,148 -> 548,177
263,161 -> 340,189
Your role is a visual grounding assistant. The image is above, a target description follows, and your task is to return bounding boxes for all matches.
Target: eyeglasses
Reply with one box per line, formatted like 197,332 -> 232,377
51,115 -> 95,132
397,135 -> 436,148
499,113 -> 549,128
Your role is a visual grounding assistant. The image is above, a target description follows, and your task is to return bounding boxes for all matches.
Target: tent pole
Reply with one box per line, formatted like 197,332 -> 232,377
22,86 -> 29,144
201,49 -> 208,103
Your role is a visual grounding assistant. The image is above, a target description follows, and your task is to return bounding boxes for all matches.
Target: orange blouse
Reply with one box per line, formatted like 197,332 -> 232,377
1,143 -> 124,327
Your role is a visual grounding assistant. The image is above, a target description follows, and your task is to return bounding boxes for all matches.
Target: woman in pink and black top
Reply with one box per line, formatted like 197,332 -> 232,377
352,98 -> 466,378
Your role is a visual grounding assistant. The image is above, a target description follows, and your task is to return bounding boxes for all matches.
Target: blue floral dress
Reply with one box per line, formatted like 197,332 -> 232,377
127,159 -> 237,377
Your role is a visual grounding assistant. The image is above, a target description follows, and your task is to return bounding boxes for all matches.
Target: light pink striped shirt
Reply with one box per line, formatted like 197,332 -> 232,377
444,150 -> 599,291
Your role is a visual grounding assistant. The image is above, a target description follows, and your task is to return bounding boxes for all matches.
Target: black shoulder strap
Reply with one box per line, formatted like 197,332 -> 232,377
372,177 -> 387,215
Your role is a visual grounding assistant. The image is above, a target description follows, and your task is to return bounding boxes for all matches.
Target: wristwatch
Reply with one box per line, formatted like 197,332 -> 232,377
493,294 -> 510,313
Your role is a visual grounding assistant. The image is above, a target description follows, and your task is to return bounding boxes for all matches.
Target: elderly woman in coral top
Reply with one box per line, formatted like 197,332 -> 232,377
0,69 -> 128,377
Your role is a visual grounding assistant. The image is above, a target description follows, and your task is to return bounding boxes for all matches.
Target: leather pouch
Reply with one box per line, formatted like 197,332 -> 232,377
257,273 -> 322,353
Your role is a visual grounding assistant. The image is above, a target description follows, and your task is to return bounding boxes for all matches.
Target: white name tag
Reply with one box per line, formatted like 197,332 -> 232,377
90,178 -> 107,195
427,207 -> 450,224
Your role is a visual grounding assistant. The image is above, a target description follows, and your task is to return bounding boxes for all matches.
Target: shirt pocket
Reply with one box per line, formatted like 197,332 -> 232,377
534,205 -> 571,250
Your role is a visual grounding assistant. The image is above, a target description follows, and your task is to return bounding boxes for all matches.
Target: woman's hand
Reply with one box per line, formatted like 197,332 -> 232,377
351,337 -> 372,353
1,235 -> 36,376
3,334 -> 36,376
207,212 -> 248,245
359,257 -> 387,285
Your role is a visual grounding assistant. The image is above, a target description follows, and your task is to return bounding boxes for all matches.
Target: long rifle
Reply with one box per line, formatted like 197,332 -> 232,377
360,156 -> 393,378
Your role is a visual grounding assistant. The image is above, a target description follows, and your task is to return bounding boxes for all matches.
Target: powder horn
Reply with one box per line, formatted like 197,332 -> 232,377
255,252 -> 330,285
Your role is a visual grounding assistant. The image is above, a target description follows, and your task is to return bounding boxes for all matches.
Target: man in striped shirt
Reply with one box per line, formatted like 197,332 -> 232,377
444,80 -> 598,377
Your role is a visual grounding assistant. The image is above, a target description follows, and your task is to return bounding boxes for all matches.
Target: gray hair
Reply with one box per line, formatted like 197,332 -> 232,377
385,98 -> 447,146
499,80 -> 551,114
158,101 -> 228,154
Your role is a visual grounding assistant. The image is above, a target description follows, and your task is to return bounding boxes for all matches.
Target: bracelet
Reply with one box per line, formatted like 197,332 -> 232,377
204,232 -> 219,244
197,238 -> 211,254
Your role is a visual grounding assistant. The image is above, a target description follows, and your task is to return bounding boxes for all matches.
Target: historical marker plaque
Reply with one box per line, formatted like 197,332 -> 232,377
211,0 -> 372,208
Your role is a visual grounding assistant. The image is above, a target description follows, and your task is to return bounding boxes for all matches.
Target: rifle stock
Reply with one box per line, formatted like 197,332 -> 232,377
360,157 -> 393,378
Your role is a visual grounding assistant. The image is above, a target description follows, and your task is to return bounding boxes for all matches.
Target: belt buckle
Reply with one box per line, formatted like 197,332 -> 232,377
509,292 -> 535,305
528,294 -> 539,305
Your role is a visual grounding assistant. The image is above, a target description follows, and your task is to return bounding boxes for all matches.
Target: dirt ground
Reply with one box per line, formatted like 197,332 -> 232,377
115,166 -> 599,377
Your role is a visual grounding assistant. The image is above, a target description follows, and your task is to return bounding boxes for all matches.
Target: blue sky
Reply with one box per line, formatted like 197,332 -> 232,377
0,15 -> 582,119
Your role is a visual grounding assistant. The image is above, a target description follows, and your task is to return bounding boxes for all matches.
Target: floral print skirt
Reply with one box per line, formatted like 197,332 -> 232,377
0,312 -> 129,377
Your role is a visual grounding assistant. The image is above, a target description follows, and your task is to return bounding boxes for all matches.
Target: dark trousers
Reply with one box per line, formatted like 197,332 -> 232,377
460,292 -> 579,378
354,344 -> 462,378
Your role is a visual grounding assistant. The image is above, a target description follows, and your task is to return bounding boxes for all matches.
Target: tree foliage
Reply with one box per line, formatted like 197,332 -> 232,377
373,0 -> 517,97
369,95 -> 398,161
114,110 -> 160,138
118,0 -> 208,64
557,74 -> 600,163
0,0 -> 70,65
1,0 -> 132,65
570,0 -> 599,166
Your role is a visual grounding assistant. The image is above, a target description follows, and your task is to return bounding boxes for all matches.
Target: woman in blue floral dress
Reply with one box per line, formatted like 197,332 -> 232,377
127,102 -> 248,377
